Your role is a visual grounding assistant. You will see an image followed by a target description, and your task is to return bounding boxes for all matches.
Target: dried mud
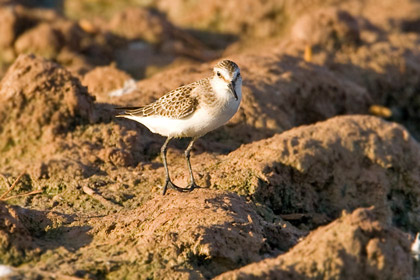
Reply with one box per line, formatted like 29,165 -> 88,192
0,0 -> 420,279
216,207 -> 411,280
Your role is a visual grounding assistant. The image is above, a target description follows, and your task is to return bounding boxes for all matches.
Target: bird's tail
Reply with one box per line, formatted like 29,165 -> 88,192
114,106 -> 142,118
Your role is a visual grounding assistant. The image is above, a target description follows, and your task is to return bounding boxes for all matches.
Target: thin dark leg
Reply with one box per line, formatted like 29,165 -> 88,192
185,137 -> 200,191
161,137 -> 189,195
161,137 -> 173,195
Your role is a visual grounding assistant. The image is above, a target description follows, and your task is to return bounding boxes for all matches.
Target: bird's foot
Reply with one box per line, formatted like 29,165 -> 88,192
162,180 -> 200,195
162,180 -> 178,195
186,182 -> 200,191
162,180 -> 192,195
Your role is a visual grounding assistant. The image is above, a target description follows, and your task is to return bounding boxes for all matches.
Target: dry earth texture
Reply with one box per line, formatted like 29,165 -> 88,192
0,0 -> 420,279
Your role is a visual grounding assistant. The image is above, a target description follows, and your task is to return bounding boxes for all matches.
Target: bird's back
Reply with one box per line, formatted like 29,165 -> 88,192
116,79 -> 209,120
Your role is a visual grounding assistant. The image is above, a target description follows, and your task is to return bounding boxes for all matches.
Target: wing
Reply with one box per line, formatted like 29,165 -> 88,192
119,83 -> 199,119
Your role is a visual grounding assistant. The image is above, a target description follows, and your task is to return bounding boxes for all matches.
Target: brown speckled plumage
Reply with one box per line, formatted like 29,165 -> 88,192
118,60 -> 239,119
115,59 -> 241,195
122,80 -> 206,119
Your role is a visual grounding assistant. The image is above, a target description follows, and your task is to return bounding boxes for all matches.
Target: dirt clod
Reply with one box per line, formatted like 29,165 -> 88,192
216,207 -> 412,279
0,54 -> 94,164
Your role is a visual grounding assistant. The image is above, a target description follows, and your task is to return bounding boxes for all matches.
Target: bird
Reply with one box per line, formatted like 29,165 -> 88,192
116,60 -> 242,195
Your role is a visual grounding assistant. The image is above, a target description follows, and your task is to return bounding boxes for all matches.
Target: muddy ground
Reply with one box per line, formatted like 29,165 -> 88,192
1,0 -> 420,279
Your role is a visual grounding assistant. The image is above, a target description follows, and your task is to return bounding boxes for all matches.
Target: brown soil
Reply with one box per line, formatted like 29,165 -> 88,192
216,207 -> 412,279
82,66 -> 132,103
205,115 -> 420,231
0,54 -> 94,165
0,0 -> 419,279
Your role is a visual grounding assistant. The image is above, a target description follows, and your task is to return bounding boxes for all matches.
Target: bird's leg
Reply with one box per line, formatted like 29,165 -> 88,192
184,137 -> 200,191
161,137 -> 173,195
161,137 -> 188,195
160,137 -> 178,195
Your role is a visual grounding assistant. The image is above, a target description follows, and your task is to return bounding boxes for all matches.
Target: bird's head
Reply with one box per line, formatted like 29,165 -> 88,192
213,60 -> 241,100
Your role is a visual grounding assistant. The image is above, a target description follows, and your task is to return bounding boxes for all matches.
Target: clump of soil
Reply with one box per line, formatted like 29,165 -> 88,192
291,7 -> 361,50
0,54 -> 94,164
0,4 -> 117,76
82,65 -> 132,103
0,190 -> 302,279
216,207 -> 412,279
108,7 -> 176,44
89,190 -> 301,279
206,115 -> 420,231
106,6 -> 215,78
0,4 -> 213,80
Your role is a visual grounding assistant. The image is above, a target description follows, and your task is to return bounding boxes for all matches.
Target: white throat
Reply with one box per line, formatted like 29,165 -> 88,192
210,76 -> 242,102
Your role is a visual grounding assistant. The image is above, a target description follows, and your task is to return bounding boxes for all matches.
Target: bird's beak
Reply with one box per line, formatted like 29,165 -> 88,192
228,81 -> 238,100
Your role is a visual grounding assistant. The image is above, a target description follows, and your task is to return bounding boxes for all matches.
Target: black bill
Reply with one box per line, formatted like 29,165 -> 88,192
228,82 -> 238,100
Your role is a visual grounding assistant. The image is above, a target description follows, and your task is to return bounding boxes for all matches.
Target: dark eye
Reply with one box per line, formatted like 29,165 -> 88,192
217,72 -> 221,77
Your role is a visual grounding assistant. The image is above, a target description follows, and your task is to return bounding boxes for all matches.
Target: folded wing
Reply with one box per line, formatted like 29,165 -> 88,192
116,84 -> 199,119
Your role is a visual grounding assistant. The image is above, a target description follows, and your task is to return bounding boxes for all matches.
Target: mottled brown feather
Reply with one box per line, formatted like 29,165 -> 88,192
118,61 -> 239,119
121,79 -> 210,119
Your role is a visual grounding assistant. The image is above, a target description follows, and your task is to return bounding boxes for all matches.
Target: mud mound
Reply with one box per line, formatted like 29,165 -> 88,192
154,0 -> 420,39
107,6 -> 214,78
108,7 -> 171,44
62,0 -> 420,41
232,53 -> 369,134
0,4 -> 116,77
153,0 -> 301,38
14,22 -> 61,59
340,0 -> 420,32
329,33 -> 420,139
68,0 -> 287,37
206,115 -> 420,230
0,54 -> 94,162
282,7 -> 420,139
14,18 -> 95,63
0,4 -> 215,80
291,7 -> 360,50
0,6 -> 19,49
49,189 -> 301,279
216,207 -> 412,279
108,6 -> 212,54
82,66 -> 132,103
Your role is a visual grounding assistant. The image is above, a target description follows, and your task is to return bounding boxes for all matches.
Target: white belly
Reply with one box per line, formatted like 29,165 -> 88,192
126,97 -> 240,138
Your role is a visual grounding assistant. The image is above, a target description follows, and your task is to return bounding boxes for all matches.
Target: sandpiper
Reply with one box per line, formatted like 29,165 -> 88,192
117,60 -> 242,195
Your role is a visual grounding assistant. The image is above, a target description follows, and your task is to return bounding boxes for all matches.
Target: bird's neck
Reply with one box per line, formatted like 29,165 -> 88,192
210,77 -> 231,101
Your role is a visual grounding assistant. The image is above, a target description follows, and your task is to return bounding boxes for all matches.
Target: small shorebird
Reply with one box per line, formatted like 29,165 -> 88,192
116,60 -> 242,195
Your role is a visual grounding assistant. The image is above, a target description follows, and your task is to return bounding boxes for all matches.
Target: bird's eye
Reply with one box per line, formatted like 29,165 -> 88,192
217,72 -> 221,77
